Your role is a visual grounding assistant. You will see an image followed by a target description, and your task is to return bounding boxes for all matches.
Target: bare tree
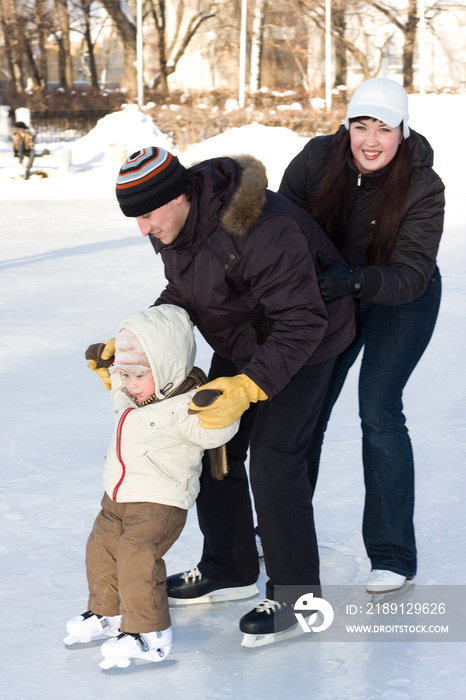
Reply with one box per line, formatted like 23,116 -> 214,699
149,0 -> 169,93
54,0 -> 73,88
69,0 -> 103,89
296,0 -> 389,85
148,0 -> 217,95
34,0 -> 53,87
366,0 -> 419,88
99,17 -> 115,88
249,0 -> 266,93
332,1 -> 347,87
0,0 -> 44,91
94,0 -> 217,97
96,0 -> 138,95
0,0 -> 20,90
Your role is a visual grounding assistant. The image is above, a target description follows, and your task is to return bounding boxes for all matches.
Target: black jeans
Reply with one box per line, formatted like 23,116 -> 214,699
16,139 -> 35,180
196,353 -> 336,603
306,268 -> 442,577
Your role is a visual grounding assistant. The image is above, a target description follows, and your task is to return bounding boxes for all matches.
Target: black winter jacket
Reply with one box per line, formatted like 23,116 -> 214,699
151,155 -> 355,399
278,126 -> 445,305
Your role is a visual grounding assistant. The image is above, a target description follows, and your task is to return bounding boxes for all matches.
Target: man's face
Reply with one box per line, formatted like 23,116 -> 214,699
136,194 -> 190,246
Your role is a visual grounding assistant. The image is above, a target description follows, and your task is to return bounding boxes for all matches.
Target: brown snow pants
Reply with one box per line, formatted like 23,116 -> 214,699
86,493 -> 187,633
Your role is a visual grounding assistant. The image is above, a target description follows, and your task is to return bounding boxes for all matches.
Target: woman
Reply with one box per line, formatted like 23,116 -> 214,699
279,77 -> 444,595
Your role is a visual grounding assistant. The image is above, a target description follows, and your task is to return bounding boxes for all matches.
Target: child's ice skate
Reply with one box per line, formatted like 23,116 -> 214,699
100,627 -> 173,669
64,610 -> 122,645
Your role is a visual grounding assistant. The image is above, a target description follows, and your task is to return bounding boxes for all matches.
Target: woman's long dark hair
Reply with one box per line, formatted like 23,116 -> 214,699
307,119 -> 411,265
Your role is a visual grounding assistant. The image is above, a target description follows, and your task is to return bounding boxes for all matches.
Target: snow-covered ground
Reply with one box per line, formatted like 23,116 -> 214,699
1,93 -> 465,699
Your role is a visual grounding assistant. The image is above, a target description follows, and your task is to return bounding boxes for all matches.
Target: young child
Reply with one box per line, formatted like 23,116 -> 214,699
64,305 -> 239,669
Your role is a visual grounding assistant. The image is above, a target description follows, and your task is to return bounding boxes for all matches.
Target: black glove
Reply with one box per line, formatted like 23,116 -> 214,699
317,253 -> 365,302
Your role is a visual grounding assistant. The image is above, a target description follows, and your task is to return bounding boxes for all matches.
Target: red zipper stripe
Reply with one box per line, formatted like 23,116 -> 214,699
112,407 -> 135,501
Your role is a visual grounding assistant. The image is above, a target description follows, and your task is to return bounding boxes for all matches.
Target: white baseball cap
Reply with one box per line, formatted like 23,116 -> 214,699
345,77 -> 410,138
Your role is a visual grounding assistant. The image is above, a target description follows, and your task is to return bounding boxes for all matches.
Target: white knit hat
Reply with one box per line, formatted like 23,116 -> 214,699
110,328 -> 151,375
345,77 -> 410,138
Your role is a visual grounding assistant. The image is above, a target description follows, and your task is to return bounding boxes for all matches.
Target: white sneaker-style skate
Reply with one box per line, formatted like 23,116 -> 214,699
64,610 -> 122,645
366,569 -> 414,595
100,627 -> 173,669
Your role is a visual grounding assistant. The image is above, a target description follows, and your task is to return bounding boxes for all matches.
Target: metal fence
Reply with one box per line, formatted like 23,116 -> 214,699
30,110 -> 111,144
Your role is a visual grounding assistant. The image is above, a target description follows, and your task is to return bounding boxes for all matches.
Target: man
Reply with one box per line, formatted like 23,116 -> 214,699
12,121 -> 35,180
90,146 -> 355,644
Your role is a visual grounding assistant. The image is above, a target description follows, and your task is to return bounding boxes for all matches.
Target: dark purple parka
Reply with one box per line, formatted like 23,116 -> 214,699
278,127 -> 445,305
151,155 -> 355,399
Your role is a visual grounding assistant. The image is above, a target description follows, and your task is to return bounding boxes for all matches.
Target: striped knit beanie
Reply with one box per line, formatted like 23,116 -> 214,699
116,147 -> 190,217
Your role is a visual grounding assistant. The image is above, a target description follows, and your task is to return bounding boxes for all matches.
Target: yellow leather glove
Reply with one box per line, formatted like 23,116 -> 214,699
85,338 -> 115,391
188,374 -> 268,429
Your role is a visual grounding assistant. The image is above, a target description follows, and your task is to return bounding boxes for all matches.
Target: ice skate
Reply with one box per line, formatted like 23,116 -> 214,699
167,566 -> 259,605
240,599 -> 313,648
99,627 -> 173,669
64,610 -> 122,645
366,569 -> 415,604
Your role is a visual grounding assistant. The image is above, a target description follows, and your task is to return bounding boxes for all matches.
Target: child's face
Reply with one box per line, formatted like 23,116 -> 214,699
121,371 -> 155,404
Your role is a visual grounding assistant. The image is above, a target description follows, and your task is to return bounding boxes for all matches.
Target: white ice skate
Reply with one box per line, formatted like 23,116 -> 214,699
100,627 -> 173,669
64,610 -> 122,645
366,569 -> 415,604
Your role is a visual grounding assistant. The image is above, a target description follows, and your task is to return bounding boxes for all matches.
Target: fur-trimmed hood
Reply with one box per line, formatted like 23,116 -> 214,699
219,154 -> 268,238
149,154 -> 269,256
110,305 -> 196,401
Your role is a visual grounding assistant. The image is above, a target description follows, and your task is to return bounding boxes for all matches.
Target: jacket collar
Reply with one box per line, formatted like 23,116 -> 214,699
346,154 -> 390,190
149,155 -> 268,254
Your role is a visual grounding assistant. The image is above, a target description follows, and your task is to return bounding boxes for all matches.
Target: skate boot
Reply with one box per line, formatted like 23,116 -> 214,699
366,569 -> 414,594
366,569 -> 415,604
100,627 -> 173,669
64,610 -> 122,645
240,599 -> 305,648
167,566 -> 259,606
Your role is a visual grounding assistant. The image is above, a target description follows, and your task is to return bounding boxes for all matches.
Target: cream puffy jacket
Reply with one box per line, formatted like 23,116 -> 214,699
103,305 -> 239,509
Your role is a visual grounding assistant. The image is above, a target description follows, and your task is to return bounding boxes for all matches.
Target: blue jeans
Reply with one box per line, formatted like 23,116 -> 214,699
306,268 -> 442,577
